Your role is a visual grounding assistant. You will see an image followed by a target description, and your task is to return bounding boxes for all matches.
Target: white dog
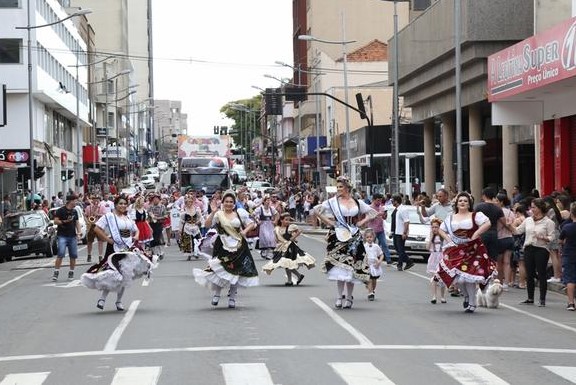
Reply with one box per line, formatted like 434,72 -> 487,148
476,279 -> 504,308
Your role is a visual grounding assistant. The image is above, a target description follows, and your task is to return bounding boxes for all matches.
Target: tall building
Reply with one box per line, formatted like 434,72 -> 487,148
153,100 -> 187,161
0,0 -> 90,200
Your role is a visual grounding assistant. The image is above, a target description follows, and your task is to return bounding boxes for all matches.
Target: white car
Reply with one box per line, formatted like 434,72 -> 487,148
246,181 -> 272,194
144,167 -> 160,181
157,161 -> 168,171
140,175 -> 156,189
383,205 -> 430,261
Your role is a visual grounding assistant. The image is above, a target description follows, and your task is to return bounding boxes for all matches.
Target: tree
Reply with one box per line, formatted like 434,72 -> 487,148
220,96 -> 262,155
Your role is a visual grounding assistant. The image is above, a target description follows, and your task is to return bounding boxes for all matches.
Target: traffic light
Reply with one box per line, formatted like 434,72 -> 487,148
61,171 -> 67,181
61,170 -> 74,181
213,126 -> 219,135
67,170 -> 74,180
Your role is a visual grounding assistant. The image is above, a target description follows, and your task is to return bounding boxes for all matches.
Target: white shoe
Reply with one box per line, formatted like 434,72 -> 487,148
547,277 -> 561,283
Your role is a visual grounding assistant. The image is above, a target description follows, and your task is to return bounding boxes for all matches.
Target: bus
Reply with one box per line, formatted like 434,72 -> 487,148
179,156 -> 231,197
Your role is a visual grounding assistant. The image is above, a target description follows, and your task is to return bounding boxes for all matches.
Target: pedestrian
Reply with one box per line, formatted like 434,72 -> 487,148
426,218 -> 446,304
390,194 -> 415,271
543,195 -> 563,284
170,202 -> 182,247
367,193 -> 392,264
512,198 -> 556,307
313,176 -> 378,309
559,202 -> 576,311
180,196 -> 202,260
129,196 -> 153,245
262,213 -> 316,285
474,187 -> 508,262
437,192 -> 494,313
254,196 -> 279,260
85,195 -> 105,263
51,194 -> 82,282
192,190 -> 259,309
81,196 -> 150,311
363,228 -> 383,301
419,188 -> 453,221
161,197 -> 172,246
148,194 -> 168,259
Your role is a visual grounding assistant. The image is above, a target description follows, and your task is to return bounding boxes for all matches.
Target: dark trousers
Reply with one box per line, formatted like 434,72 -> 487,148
393,234 -> 411,268
524,245 -> 549,301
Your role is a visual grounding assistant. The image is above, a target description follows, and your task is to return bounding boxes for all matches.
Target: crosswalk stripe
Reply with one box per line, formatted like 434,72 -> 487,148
0,372 -> 50,385
221,363 -> 274,385
329,362 -> 395,384
110,366 -> 162,385
543,366 -> 576,383
436,363 -> 509,385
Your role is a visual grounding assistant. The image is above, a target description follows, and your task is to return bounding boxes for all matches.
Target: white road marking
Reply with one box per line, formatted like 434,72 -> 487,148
142,278 -> 150,287
2,344 -> 576,363
103,300 -> 141,352
329,362 -> 395,384
406,269 -> 576,335
42,280 -> 83,289
221,363 -> 274,385
310,297 -> 374,346
0,269 -> 39,290
543,366 -> 576,383
0,372 -> 50,385
436,363 -> 509,384
110,366 -> 161,385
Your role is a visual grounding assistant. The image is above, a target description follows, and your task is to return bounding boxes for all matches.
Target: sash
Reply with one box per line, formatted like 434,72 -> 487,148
327,197 -> 358,241
105,213 -> 133,252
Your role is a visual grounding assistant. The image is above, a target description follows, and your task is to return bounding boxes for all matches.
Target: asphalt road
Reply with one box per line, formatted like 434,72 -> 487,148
1,235 -> 576,384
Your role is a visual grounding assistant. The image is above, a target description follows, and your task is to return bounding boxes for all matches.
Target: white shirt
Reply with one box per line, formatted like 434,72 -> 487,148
393,204 -> 411,236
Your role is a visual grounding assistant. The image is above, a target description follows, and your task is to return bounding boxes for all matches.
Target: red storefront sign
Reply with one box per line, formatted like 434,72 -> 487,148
488,16 -> 576,102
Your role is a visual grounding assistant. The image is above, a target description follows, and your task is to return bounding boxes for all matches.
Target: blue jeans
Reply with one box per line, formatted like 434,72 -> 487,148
393,234 -> 411,268
375,231 -> 392,263
57,236 -> 78,259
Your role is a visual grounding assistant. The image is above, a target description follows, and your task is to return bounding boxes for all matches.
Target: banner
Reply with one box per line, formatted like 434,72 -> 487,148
177,135 -> 230,158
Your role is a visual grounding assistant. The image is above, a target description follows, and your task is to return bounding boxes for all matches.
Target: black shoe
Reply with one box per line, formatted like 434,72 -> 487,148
368,293 -> 375,301
463,297 -> 469,308
296,275 -> 305,285
520,299 -> 534,305
284,282 -> 293,286
87,255 -> 92,263
397,266 -> 403,271
96,299 -> 105,310
115,302 -> 125,311
464,305 -> 476,313
211,295 -> 220,306
404,262 -> 415,270
430,298 -> 437,304
538,300 -> 546,307
343,296 -> 354,309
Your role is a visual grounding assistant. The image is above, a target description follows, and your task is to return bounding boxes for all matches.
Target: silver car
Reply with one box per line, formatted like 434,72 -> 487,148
384,205 -> 430,261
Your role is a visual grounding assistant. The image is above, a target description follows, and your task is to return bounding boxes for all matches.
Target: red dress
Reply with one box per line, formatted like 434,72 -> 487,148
437,213 -> 496,288
134,209 -> 153,243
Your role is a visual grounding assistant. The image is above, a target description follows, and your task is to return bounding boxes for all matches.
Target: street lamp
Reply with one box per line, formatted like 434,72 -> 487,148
299,20 -> 356,180
275,60 -> 326,186
16,4 -> 91,198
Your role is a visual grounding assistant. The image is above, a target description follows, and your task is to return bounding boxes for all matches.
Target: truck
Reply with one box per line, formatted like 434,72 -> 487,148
179,156 -> 231,197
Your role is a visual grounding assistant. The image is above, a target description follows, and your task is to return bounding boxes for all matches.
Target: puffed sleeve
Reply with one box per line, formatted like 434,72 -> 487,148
237,208 -> 254,226
358,200 -> 378,219
288,223 -> 299,233
95,213 -> 109,232
474,211 -> 490,226
314,199 -> 333,215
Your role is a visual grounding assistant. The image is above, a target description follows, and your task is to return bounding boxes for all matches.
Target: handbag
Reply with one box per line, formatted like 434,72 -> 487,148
246,222 -> 260,238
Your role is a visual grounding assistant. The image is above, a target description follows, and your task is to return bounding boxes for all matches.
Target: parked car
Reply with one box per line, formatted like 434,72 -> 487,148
0,211 -> 58,262
144,167 -> 160,181
140,175 -> 157,189
383,205 -> 430,261
48,205 -> 87,244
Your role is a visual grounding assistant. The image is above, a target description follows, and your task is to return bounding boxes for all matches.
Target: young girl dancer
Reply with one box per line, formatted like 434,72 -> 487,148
427,218 -> 446,304
363,229 -> 383,301
262,213 -> 316,285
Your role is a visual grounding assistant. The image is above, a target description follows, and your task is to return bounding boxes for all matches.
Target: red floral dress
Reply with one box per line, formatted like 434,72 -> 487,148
437,212 -> 496,288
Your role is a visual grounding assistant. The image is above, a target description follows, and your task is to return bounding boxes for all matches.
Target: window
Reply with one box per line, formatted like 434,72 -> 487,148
0,39 -> 21,64
0,0 -> 19,8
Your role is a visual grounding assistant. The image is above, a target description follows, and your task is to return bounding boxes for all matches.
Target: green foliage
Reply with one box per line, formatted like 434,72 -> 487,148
219,95 -> 263,152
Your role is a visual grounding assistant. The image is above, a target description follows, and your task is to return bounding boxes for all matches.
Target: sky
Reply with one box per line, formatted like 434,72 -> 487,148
152,0 -> 295,136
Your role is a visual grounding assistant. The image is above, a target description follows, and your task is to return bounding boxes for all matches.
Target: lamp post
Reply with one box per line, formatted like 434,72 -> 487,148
229,103 -> 260,172
299,19 -> 356,180
16,4 -> 91,199
455,0 -> 463,193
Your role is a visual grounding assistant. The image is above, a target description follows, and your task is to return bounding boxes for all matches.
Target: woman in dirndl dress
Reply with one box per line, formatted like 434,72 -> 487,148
179,197 -> 202,260
437,192 -> 494,313
192,190 -> 258,309
130,196 -> 153,244
313,176 -> 377,309
262,213 -> 316,285
255,196 -> 279,259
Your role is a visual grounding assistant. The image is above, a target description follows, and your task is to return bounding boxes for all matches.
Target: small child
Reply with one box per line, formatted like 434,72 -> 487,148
364,229 -> 384,301
427,218 -> 446,304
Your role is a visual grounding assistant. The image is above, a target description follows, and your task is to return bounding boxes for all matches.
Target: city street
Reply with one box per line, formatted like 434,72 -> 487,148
1,234 -> 576,384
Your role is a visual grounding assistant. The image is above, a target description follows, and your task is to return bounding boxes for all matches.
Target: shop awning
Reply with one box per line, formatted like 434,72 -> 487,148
0,160 -> 17,170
